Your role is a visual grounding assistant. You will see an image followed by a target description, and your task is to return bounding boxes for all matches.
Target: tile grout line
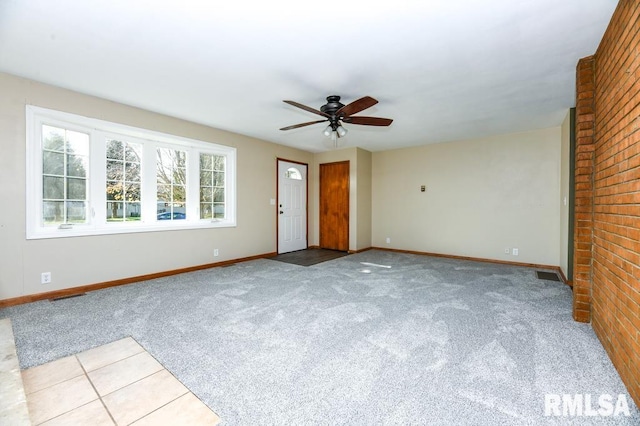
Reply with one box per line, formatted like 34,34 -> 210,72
23,371 -> 87,425
26,374 -> 99,425
21,342 -> 143,424
80,346 -> 146,373
98,367 -> 164,398
122,336 -> 219,424
127,391 -> 190,425
85,364 -> 178,424
76,354 -> 119,426
22,370 -> 85,398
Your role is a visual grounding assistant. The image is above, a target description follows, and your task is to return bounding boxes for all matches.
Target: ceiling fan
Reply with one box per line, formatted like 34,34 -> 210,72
280,95 -> 393,146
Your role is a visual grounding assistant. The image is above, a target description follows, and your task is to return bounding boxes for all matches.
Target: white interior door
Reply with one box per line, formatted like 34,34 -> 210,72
278,160 -> 307,254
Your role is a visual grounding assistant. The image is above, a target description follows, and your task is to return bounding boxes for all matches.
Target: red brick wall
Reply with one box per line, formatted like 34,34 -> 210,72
574,0 -> 640,407
573,56 -> 596,323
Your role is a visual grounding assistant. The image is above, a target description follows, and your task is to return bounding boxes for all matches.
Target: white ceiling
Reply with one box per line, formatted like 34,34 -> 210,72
0,0 -> 617,153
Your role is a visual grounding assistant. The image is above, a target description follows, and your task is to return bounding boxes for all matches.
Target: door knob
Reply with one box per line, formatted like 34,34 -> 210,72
279,211 -> 284,214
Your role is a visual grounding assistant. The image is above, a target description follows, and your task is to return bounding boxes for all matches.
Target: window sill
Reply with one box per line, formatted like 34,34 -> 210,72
26,220 -> 236,240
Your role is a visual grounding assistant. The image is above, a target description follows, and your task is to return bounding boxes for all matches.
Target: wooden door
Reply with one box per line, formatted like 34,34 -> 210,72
319,161 -> 349,251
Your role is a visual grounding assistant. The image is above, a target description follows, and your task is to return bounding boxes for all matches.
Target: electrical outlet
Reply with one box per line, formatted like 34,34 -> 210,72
214,249 -> 219,257
386,237 -> 391,244
512,248 -> 519,256
41,272 -> 51,284
504,248 -> 510,254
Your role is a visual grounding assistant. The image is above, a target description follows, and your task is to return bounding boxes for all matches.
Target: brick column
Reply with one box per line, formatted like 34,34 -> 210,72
572,56 -> 595,323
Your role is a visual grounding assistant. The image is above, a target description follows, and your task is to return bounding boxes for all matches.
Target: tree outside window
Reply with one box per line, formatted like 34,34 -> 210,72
106,139 -> 142,222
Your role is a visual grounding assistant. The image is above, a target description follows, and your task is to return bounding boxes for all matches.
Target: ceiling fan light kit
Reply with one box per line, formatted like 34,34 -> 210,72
280,95 -> 392,148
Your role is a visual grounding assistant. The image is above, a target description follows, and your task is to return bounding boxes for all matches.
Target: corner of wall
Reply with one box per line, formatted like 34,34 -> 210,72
572,56 -> 596,323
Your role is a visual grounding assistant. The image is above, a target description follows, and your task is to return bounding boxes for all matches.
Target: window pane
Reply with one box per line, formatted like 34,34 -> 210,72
42,125 -> 65,151
43,201 -> 64,224
125,182 -> 141,202
200,170 -> 212,185
174,169 -> 186,186
107,202 -> 124,221
107,160 -> 124,179
125,202 -> 141,220
157,184 -> 171,202
125,161 -> 140,182
157,148 -> 186,183
213,155 -> 225,171
67,154 -> 88,177
106,181 -> 121,201
286,167 -> 302,180
174,186 -> 186,203
43,151 -> 64,175
213,203 -> 225,219
66,131 -> 89,156
200,203 -> 212,219
200,154 -> 212,170
175,151 -> 186,167
106,139 -> 124,160
200,187 -> 212,202
66,201 -> 87,222
43,176 -> 64,199
125,144 -> 141,162
213,187 -> 224,202
65,133 -> 89,182
213,172 -> 225,187
67,178 -> 86,200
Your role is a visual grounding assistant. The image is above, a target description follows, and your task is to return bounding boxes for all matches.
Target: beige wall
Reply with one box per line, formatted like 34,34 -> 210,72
356,148 -> 372,251
372,127 -> 562,266
0,72 -> 313,300
559,110 -> 571,277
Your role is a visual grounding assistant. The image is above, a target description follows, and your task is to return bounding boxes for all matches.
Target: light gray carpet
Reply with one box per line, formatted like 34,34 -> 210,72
1,250 -> 638,425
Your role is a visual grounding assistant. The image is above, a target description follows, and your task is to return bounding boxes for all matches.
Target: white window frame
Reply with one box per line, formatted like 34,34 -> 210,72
26,105 -> 236,239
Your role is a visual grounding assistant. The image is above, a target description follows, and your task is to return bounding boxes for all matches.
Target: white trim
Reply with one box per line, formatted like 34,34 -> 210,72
26,105 -> 237,239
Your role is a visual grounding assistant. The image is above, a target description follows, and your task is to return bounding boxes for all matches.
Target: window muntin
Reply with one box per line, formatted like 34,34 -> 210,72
27,106 -> 236,239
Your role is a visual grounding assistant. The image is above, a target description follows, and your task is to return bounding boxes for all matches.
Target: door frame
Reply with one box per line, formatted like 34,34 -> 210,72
276,158 -> 309,254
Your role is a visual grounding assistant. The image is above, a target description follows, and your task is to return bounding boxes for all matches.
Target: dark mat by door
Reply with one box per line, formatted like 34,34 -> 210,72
270,248 -> 349,267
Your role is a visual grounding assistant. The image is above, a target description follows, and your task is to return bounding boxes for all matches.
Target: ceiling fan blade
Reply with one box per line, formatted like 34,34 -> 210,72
337,96 -> 378,117
343,116 -> 393,126
283,100 -> 331,118
280,119 -> 328,131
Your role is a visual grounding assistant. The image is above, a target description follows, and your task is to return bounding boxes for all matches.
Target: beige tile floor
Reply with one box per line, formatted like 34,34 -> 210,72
21,337 -> 220,425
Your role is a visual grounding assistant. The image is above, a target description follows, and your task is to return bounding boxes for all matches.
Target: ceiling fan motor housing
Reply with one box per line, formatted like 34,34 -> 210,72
320,95 -> 345,117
